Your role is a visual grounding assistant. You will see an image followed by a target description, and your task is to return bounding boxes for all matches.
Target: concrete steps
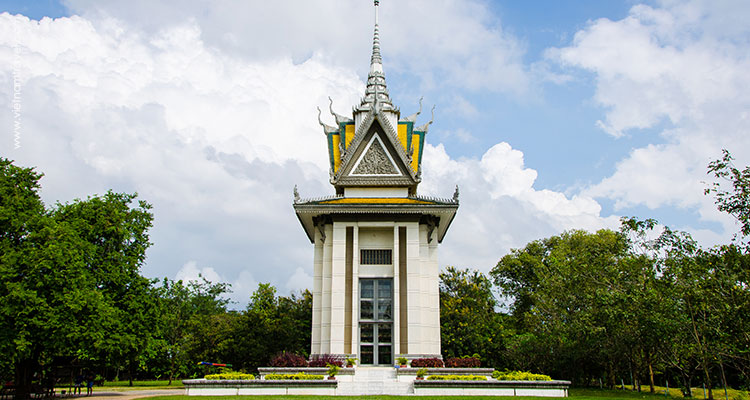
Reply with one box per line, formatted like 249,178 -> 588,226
337,367 -> 413,395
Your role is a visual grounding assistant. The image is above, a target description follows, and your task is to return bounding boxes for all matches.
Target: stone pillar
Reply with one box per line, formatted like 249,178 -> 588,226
392,224 -> 401,355
405,222 -> 422,355
330,222 -> 347,354
425,225 -> 441,355
311,227 -> 324,355
350,224 -> 360,356
320,223 -> 333,354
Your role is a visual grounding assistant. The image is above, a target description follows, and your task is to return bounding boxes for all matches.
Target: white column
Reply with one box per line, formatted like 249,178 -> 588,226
330,222 -> 347,354
406,222 -> 422,355
392,224 -> 400,355
425,227 -> 441,355
350,225 -> 360,357
311,228 -> 324,355
320,223 -> 333,354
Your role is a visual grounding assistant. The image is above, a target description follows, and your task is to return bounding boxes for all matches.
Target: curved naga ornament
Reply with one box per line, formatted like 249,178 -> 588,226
317,107 -> 339,134
329,97 -> 353,125
416,105 -> 436,132
403,96 -> 423,122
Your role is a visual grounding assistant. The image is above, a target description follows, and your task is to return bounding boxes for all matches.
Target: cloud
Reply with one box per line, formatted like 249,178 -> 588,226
175,261 -> 259,306
0,13 -> 354,307
420,143 -> 618,271
63,0 -> 531,95
547,1 -> 750,240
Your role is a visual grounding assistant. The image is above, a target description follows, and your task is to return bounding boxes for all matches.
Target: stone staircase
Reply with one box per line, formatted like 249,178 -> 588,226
337,367 -> 413,395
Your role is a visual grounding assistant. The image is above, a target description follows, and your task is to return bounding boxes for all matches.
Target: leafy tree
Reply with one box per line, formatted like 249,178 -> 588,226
0,158 -> 154,397
225,284 -> 312,372
439,266 -> 507,367
156,277 -> 230,382
706,149 -> 750,238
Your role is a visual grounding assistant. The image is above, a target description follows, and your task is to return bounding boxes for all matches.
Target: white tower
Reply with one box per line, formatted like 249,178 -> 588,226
293,0 -> 458,365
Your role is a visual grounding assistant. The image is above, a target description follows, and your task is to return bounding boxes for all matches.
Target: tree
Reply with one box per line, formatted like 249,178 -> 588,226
157,277 -> 230,383
439,266 -> 507,367
706,149 -> 750,238
0,159 -> 154,397
225,284 -> 312,372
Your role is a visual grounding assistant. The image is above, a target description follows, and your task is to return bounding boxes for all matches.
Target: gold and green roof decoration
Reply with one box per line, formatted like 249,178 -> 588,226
316,0 -> 435,192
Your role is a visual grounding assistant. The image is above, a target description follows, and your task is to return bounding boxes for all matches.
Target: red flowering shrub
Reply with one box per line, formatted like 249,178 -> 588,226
270,351 -> 308,367
308,354 -> 344,367
410,357 -> 444,368
445,356 -> 481,368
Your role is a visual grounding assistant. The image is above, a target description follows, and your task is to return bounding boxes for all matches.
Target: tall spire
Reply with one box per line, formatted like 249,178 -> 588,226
356,0 -> 396,115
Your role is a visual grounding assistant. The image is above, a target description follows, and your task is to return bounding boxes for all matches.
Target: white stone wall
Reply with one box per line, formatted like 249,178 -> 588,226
311,219 -> 442,360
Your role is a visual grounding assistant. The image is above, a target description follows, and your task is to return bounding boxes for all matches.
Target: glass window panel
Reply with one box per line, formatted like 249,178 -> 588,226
360,345 -> 374,365
360,300 -> 373,320
361,280 -> 374,298
377,280 -> 391,299
378,323 -> 392,343
361,324 -> 374,343
378,345 -> 392,365
377,300 -> 392,320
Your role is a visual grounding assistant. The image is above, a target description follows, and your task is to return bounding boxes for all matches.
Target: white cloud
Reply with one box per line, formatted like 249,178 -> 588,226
0,13 -> 342,306
286,267 -> 312,293
175,260 -> 223,284
63,0 -> 531,95
175,261 -> 259,306
420,143 -> 618,271
547,1 -> 750,240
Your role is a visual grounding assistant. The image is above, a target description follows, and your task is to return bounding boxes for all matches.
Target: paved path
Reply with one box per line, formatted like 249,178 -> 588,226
71,389 -> 184,400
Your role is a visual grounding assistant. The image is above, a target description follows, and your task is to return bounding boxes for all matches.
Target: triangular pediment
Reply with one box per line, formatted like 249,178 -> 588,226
351,135 -> 401,176
333,115 -> 418,188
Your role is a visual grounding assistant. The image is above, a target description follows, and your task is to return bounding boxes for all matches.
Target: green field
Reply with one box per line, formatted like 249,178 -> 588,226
135,386 -> 749,400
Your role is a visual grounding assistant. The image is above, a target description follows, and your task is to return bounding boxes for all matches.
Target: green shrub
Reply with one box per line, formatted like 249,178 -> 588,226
265,373 -> 325,380
492,370 -> 552,381
205,372 -> 255,380
427,375 -> 487,381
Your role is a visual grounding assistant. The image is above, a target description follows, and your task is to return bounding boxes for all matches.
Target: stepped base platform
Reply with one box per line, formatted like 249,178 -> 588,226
184,367 -> 570,396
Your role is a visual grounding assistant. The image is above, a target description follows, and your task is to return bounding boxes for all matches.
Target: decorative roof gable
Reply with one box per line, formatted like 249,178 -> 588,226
333,115 -> 418,189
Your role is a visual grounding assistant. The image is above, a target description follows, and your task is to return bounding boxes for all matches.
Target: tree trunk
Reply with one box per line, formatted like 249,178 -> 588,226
648,359 -> 655,393
169,355 -> 174,385
128,360 -> 134,387
608,361 -> 616,389
14,358 -> 34,400
703,362 -> 713,400
719,361 -> 729,400
681,371 -> 693,398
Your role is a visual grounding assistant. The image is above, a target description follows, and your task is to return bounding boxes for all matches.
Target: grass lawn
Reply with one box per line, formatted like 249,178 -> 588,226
137,386 -> 748,400
100,380 -> 185,390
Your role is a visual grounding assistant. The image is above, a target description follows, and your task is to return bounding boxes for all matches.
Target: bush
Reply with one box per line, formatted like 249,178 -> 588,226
410,358 -> 444,368
427,375 -> 487,381
270,351 -> 308,367
492,370 -> 552,381
308,354 -> 344,367
265,373 -> 324,380
445,356 -> 481,368
205,372 -> 255,380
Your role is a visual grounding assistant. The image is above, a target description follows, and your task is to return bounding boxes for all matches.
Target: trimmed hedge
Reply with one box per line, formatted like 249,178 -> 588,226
308,354 -> 344,367
410,357 -> 444,368
265,373 -> 325,380
492,370 -> 552,381
427,375 -> 487,381
270,351 -> 308,367
205,372 -> 254,380
445,356 -> 481,368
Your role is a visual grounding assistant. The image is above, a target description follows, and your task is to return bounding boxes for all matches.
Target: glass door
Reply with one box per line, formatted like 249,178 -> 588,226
359,279 -> 392,365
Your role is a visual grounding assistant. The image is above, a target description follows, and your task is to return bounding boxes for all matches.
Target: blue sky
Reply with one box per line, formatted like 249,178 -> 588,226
2,0 -> 748,306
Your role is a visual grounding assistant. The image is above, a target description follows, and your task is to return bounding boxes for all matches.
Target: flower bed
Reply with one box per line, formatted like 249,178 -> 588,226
493,370 -> 552,381
265,373 -> 324,380
205,372 -> 255,380
427,375 -> 487,381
